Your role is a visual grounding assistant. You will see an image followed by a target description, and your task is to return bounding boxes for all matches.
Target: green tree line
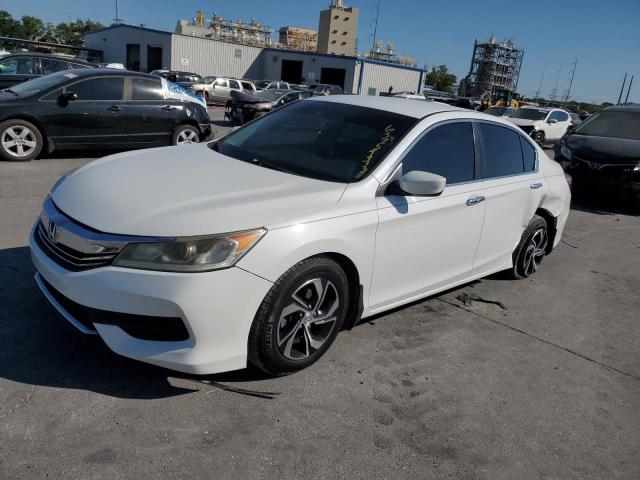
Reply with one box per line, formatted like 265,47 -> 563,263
0,10 -> 103,46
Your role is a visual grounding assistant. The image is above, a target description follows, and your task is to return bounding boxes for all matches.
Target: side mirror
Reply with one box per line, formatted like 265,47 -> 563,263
57,91 -> 77,106
548,118 -> 558,124
396,171 -> 446,196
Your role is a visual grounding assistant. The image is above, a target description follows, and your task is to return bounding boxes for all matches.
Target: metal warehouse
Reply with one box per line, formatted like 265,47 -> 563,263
84,24 -> 424,95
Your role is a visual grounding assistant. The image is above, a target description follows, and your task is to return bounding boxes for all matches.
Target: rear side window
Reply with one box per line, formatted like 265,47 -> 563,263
67,77 -> 124,101
401,122 -> 475,184
478,123 -> 524,178
520,137 -> 536,172
131,77 -> 164,100
41,58 -> 71,75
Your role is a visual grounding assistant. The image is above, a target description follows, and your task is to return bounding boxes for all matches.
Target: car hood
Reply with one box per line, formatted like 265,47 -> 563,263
51,144 -> 347,237
566,133 -> 640,164
507,117 -> 539,127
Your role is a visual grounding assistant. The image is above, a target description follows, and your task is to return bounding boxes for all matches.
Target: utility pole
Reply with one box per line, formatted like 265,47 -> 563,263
114,0 -> 122,24
624,75 -> 634,104
369,0 -> 381,53
549,62 -> 562,104
617,73 -> 628,105
562,59 -> 577,107
534,60 -> 546,100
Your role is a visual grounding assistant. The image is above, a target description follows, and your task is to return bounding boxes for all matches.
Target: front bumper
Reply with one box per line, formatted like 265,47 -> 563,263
557,155 -> 640,198
30,224 -> 273,374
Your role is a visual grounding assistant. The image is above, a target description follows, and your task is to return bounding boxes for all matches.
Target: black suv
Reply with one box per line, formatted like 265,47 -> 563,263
0,53 -> 96,89
0,69 -> 211,161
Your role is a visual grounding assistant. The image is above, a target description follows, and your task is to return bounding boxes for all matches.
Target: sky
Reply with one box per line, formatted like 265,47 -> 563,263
3,0 -> 639,104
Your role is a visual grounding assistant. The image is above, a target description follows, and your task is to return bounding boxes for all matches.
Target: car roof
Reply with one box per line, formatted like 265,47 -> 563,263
2,52 -> 94,65
46,68 -> 160,80
605,105 -> 640,112
309,95 -> 460,118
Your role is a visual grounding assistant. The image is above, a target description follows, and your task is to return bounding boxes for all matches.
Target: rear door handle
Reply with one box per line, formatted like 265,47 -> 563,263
107,105 -> 122,112
162,105 -> 177,111
466,195 -> 485,206
530,182 -> 544,190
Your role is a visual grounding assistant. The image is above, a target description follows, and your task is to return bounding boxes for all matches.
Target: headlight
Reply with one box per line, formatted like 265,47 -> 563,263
113,228 -> 266,272
560,144 -> 572,160
633,161 -> 640,173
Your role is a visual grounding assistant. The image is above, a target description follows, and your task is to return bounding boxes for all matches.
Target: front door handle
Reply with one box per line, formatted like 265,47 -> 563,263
162,105 -> 177,111
107,105 -> 122,112
466,195 -> 485,206
530,182 -> 544,190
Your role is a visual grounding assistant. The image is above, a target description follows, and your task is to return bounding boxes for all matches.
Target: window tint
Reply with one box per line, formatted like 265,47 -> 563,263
478,123 -> 524,178
131,77 -> 164,100
229,79 -> 240,89
401,122 -> 475,184
574,110 -> 640,140
550,111 -> 569,122
520,137 -> 536,172
67,77 -> 124,101
41,58 -> 71,75
0,57 -> 37,75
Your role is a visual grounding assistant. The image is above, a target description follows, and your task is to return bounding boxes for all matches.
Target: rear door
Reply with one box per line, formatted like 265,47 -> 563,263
47,76 -> 128,147
471,121 -> 545,274
0,56 -> 39,89
120,76 -> 179,146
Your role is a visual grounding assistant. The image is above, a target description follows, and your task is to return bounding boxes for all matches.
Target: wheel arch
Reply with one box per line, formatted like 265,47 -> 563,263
534,207 -> 557,254
0,115 -> 50,153
317,252 -> 364,330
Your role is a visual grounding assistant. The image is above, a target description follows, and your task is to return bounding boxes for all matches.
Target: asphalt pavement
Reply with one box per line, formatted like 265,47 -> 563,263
0,126 -> 639,479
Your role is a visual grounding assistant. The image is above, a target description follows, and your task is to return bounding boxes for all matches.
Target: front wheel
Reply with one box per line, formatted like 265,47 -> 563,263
504,215 -> 549,279
532,130 -> 545,146
172,125 -> 200,145
0,119 -> 43,161
248,257 -> 349,375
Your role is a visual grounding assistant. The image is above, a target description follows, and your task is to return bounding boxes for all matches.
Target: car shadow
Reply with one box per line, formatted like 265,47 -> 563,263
0,246 -> 271,400
570,192 -> 639,216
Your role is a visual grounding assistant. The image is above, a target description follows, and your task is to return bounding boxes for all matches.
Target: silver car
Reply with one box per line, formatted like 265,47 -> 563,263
192,77 -> 257,104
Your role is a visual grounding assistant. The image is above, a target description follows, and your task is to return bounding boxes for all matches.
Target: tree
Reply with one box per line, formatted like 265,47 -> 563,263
424,65 -> 457,94
54,19 -> 104,46
0,10 -> 21,37
19,15 -> 46,40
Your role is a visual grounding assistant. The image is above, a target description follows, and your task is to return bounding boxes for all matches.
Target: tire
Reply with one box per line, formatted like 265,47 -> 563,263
248,256 -> 349,375
204,91 -> 210,104
504,215 -> 549,279
0,119 -> 43,161
532,130 -> 545,146
172,124 -> 200,145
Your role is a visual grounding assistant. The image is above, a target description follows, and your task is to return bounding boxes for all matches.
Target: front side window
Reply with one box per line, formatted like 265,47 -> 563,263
550,111 -> 569,122
41,58 -> 71,75
67,77 -> 125,101
229,79 -> 240,90
131,77 -> 164,100
478,123 -> 525,178
401,122 -> 475,184
213,101 -> 416,183
214,78 -> 227,87
0,57 -> 37,75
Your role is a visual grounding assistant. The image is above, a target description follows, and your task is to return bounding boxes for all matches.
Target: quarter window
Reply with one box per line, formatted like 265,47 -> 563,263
67,77 -> 125,101
401,122 -> 475,184
477,123 -> 524,178
520,137 -> 536,172
131,77 -> 164,100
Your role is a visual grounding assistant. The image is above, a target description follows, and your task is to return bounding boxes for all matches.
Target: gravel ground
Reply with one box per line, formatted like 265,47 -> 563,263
0,124 -> 638,479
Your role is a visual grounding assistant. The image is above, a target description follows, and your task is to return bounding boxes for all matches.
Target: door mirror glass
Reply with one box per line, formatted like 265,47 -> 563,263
397,171 -> 446,196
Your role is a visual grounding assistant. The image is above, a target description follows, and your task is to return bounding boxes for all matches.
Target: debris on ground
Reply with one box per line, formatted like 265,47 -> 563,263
456,293 -> 507,310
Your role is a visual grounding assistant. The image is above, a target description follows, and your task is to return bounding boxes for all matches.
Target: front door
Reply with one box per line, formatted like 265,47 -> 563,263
47,76 -> 128,147
369,121 -> 486,311
546,110 -> 572,141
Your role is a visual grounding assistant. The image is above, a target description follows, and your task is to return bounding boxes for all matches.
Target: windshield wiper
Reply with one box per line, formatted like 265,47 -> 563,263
247,157 -> 291,174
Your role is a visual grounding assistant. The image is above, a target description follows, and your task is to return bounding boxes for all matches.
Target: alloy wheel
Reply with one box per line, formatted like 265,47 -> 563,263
522,228 -> 548,276
276,278 -> 340,360
533,131 -> 545,146
176,129 -> 199,144
1,125 -> 37,158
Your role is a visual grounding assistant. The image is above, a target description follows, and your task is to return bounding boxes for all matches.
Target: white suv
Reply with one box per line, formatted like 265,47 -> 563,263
506,107 -> 573,146
192,77 -> 257,104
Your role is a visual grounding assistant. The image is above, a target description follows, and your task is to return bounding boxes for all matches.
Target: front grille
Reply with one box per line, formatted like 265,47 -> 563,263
39,276 -> 190,341
35,220 -> 117,271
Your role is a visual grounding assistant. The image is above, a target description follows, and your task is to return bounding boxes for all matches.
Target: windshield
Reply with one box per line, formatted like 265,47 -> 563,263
254,81 -> 271,88
573,110 -> 640,140
4,71 -> 71,96
485,106 -> 507,116
212,100 -> 416,183
202,76 -> 215,83
507,108 -> 548,120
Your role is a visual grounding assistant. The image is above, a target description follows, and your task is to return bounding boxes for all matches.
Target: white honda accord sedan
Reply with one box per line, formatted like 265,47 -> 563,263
30,96 -> 571,375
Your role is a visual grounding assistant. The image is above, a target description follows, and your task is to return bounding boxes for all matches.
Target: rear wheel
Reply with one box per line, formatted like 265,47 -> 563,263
0,119 -> 43,161
248,257 -> 349,375
504,215 -> 549,279
172,125 -> 200,145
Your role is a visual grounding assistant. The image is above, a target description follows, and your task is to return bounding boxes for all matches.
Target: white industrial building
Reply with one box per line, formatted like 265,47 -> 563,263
84,24 -> 424,96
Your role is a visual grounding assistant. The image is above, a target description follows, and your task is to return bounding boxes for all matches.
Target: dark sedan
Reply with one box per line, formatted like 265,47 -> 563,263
0,69 -> 211,161
555,106 -> 640,201
0,52 -> 96,89
226,89 -> 314,126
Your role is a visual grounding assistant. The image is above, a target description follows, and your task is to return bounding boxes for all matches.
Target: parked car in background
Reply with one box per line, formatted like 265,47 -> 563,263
30,96 -> 570,376
0,53 -> 95,89
308,83 -> 343,95
150,70 -> 202,90
569,112 -> 582,127
191,76 -> 257,104
393,92 -> 427,100
555,105 -> 640,201
484,106 -> 515,117
227,89 -> 314,125
506,107 -> 572,146
254,80 -> 291,91
0,69 -> 210,161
